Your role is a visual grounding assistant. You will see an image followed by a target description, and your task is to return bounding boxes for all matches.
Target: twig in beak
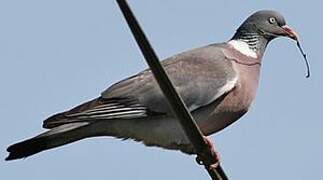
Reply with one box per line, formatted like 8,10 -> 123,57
296,40 -> 310,78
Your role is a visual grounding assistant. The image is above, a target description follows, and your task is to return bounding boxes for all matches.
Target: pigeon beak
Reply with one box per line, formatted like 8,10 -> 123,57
281,25 -> 299,41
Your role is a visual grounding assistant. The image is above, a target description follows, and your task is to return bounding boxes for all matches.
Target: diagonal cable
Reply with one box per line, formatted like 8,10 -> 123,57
116,1 -> 228,179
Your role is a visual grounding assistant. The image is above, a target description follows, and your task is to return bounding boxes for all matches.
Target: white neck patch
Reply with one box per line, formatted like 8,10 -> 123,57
228,40 -> 258,58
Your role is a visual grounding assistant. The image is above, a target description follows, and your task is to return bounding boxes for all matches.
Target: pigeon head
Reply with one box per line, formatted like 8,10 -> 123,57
241,10 -> 298,41
231,10 -> 299,55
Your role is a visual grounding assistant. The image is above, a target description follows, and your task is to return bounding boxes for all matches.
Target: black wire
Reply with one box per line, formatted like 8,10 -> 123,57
116,0 -> 228,179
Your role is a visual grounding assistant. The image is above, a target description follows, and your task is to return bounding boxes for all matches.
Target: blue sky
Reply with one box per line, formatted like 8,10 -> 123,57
1,1 -> 322,179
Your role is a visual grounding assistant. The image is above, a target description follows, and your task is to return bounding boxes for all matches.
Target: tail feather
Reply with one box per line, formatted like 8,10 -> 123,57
6,122 -> 91,161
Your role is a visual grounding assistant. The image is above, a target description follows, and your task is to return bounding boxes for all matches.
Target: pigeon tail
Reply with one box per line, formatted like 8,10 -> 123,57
6,122 -> 91,161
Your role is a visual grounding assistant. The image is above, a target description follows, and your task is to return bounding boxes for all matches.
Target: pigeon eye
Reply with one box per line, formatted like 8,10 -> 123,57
268,17 -> 276,24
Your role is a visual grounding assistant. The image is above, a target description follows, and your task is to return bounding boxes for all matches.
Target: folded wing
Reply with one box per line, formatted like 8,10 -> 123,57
43,44 -> 238,129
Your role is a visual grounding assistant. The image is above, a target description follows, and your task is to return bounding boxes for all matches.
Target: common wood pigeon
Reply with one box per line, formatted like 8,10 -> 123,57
6,10 -> 300,161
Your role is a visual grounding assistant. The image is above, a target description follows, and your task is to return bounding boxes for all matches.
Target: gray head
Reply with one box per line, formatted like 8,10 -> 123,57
232,10 -> 299,55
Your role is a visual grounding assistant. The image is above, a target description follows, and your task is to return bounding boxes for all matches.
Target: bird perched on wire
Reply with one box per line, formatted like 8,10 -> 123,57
6,10 -> 302,163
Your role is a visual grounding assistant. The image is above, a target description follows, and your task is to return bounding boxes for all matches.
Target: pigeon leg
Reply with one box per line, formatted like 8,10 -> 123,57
195,136 -> 220,169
